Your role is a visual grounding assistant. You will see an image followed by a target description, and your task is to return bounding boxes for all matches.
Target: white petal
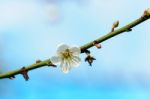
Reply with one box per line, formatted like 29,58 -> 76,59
60,59 -> 71,74
70,46 -> 81,56
50,56 -> 61,65
56,43 -> 69,55
71,56 -> 81,67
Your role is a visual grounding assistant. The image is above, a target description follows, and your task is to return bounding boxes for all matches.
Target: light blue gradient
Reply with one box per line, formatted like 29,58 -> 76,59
0,0 -> 150,99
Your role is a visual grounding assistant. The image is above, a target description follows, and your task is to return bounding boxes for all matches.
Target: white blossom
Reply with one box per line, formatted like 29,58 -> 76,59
50,43 -> 81,73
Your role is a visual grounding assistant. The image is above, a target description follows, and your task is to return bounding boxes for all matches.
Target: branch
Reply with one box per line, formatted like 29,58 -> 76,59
80,13 -> 150,52
0,59 -> 56,79
0,8 -> 150,80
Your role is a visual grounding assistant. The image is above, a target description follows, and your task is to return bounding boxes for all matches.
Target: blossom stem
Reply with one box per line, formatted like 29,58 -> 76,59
0,11 -> 150,79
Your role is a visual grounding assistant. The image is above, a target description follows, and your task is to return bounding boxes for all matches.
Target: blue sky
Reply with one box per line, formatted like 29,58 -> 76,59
0,0 -> 150,99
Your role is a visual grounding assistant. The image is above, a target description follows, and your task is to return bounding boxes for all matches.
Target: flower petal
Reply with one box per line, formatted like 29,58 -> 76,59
70,46 -> 81,56
60,59 -> 71,73
50,56 -> 61,65
71,56 -> 81,67
57,43 -> 69,55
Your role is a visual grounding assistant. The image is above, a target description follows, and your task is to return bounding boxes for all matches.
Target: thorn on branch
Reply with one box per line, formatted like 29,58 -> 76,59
111,20 -> 119,32
21,67 -> 29,81
92,40 -> 102,49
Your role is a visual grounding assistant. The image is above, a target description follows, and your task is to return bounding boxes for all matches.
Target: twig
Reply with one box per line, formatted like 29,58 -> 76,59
0,9 -> 150,80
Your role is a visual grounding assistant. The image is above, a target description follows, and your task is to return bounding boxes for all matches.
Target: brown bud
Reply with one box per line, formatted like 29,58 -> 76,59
144,8 -> 150,16
21,67 -> 29,81
85,55 -> 96,66
36,60 -> 42,63
93,40 -> 101,49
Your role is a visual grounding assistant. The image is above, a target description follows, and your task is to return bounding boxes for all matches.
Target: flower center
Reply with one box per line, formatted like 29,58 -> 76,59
62,49 -> 72,58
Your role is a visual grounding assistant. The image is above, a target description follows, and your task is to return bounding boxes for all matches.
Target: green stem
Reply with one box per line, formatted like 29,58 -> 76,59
0,59 -> 54,79
0,12 -> 150,80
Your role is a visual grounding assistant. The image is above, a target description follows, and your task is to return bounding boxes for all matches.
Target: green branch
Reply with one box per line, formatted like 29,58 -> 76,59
0,8 -> 150,80
80,14 -> 150,51
0,59 -> 55,79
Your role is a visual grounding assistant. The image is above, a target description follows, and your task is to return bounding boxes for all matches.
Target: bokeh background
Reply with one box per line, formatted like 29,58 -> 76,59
0,0 -> 150,99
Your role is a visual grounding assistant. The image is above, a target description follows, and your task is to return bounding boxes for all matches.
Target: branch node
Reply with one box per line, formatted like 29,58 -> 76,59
36,60 -> 42,63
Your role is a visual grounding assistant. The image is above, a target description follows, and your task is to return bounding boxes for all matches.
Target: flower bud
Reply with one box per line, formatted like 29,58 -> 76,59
113,21 -> 119,28
36,60 -> 42,63
85,55 -> 96,66
21,67 -> 29,81
93,40 -> 101,49
144,8 -> 150,16
147,8 -> 150,15
111,20 -> 119,32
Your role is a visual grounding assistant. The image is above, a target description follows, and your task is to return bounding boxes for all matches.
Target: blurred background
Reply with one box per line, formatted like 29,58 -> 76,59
0,0 -> 150,99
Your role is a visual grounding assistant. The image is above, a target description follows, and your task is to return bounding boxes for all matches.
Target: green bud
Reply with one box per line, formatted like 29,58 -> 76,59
113,21 -> 119,28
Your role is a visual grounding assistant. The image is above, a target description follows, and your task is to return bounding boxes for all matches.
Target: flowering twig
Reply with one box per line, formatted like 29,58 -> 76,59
0,8 -> 150,80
